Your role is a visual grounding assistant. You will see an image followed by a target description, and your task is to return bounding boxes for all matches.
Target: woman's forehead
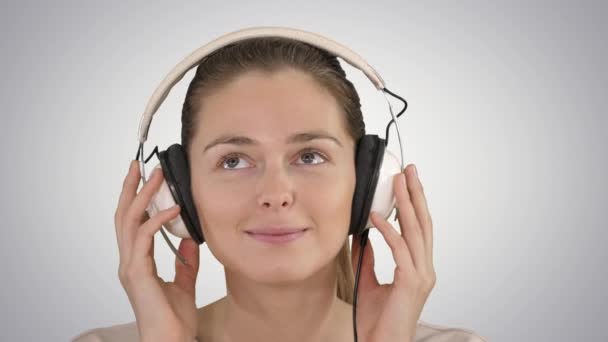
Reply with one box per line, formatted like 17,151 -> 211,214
195,69 -> 349,139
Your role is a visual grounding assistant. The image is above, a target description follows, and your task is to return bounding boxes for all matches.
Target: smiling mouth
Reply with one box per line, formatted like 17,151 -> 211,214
245,229 -> 309,244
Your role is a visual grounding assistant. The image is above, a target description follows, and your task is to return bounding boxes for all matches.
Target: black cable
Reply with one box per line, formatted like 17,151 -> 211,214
353,228 -> 370,342
352,89 -> 406,341
146,146 -> 160,163
382,87 -> 408,147
135,145 -> 160,164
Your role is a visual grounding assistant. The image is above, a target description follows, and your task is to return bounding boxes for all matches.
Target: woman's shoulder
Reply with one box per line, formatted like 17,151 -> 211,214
414,320 -> 488,342
71,318 -> 487,342
71,320 -> 139,342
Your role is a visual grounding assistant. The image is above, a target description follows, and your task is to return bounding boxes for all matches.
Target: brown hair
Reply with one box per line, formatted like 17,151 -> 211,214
180,37 -> 365,304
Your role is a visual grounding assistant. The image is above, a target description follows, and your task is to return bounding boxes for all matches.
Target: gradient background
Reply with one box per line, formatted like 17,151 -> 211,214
1,1 -> 606,341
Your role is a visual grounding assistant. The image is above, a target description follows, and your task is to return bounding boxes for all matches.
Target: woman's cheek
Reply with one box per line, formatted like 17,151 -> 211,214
193,177 -> 244,236
303,170 -> 353,225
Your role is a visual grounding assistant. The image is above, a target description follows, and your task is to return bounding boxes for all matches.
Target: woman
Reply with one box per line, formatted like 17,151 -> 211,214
73,36 -> 486,342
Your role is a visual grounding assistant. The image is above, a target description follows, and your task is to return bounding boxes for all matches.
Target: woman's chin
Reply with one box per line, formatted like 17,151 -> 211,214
246,262 -> 315,285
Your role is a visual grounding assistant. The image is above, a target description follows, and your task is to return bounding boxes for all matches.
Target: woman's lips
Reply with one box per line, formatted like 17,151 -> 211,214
245,229 -> 308,244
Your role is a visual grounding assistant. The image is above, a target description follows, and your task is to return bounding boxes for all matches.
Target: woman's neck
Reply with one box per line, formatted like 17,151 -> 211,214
196,263 -> 353,342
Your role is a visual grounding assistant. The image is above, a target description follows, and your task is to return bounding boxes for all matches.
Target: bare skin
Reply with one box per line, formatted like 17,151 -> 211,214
195,295 -> 354,342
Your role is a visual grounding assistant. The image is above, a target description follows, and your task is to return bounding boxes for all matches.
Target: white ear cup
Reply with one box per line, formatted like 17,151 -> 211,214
144,163 -> 192,239
366,148 -> 402,228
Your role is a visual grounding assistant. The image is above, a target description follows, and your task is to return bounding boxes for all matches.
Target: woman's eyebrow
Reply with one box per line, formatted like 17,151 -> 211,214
203,130 -> 344,154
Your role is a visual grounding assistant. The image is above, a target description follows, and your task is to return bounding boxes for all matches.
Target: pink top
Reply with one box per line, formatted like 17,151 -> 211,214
71,319 -> 488,342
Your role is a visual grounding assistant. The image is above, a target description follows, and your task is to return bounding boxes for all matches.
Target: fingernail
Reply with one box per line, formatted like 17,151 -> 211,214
128,160 -> 137,173
152,167 -> 162,178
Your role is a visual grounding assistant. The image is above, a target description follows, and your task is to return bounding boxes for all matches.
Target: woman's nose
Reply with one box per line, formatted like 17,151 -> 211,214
256,164 -> 294,210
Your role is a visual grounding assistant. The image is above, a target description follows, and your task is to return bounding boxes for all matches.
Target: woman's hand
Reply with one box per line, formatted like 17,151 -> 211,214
351,164 -> 436,342
114,160 -> 201,342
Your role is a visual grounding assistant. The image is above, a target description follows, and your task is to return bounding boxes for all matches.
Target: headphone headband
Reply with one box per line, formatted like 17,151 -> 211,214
137,26 -> 387,143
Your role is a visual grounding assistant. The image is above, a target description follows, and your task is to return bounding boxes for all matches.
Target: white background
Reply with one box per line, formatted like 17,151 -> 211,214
0,1 -> 606,341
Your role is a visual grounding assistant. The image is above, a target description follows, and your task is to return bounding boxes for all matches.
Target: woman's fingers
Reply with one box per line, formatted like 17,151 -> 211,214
394,167 -> 427,272
121,167 -> 165,251
115,161 -> 141,248
405,165 -> 434,266
370,211 -> 415,275
131,204 -> 181,267
174,239 -> 200,297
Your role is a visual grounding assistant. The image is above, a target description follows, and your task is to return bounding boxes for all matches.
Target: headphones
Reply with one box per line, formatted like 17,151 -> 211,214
136,26 -> 407,261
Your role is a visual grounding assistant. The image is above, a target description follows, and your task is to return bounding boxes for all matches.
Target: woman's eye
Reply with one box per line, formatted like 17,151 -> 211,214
220,154 -> 251,170
296,151 -> 327,165
218,150 -> 327,170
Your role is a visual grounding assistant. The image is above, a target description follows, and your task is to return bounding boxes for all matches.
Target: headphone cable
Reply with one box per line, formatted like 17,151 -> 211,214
352,228 -> 370,342
382,87 -> 408,147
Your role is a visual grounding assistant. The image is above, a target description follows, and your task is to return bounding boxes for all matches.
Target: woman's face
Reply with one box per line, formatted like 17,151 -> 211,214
188,68 -> 357,285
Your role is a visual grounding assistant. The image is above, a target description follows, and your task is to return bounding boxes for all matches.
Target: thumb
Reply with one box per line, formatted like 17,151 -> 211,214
351,232 -> 379,288
174,238 -> 200,297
